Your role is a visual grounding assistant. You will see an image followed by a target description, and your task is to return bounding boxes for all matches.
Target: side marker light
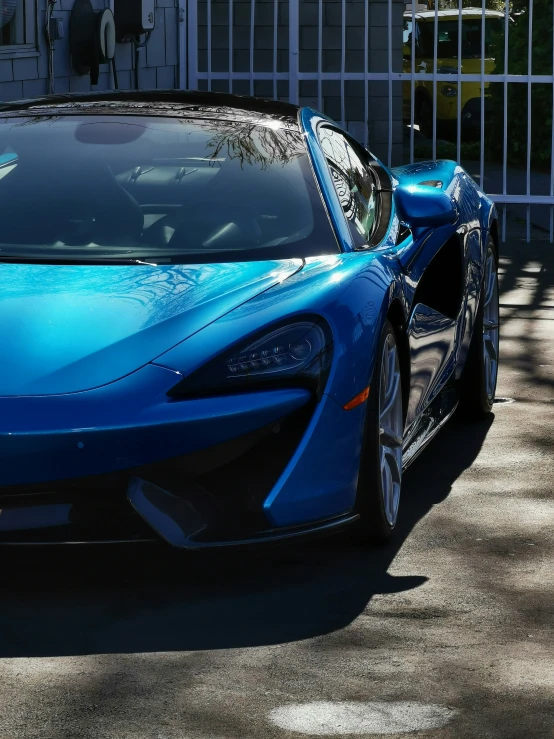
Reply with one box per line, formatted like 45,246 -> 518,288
343,386 -> 370,411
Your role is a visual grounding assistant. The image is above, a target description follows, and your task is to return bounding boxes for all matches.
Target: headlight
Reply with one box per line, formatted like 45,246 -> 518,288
168,319 -> 333,399
440,84 -> 457,98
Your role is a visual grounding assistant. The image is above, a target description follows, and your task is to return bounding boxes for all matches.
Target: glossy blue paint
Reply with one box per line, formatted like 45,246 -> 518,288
405,304 -> 457,431
263,391 -> 365,527
394,184 -> 458,230
155,252 -> 399,411
391,159 -> 461,189
155,252 -> 398,526
0,93 -> 499,545
0,362 -> 311,485
0,260 -> 301,396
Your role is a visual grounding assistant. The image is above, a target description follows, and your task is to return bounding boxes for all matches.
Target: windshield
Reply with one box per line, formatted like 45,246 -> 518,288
0,114 -> 338,263
405,17 -> 505,59
437,17 -> 504,58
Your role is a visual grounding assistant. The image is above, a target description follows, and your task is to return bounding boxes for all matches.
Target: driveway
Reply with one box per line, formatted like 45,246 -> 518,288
0,231 -> 553,739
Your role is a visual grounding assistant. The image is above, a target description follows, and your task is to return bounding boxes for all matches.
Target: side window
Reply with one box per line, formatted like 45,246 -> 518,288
1,0 -> 37,50
319,127 -> 378,249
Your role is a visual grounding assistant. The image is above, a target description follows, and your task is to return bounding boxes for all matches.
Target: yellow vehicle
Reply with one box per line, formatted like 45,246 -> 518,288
403,8 -> 506,137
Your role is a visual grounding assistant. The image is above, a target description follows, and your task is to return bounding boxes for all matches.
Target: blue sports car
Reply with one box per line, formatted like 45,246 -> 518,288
0,91 -> 499,547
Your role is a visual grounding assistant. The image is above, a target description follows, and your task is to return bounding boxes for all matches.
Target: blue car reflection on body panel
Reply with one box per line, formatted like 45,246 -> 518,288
0,90 -> 499,548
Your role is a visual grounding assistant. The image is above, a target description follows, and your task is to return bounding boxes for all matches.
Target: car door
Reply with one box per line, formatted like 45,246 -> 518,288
316,126 -> 463,436
393,194 -> 466,434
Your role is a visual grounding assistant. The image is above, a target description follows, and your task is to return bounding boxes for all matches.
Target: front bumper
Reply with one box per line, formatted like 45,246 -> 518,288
0,424 -> 358,548
0,363 -> 364,547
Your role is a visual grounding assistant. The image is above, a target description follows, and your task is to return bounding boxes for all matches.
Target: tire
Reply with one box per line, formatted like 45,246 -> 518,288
354,319 -> 404,544
458,238 -> 499,419
415,93 -> 433,139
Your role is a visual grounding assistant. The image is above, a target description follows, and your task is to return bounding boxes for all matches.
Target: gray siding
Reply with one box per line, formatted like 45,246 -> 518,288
0,0 -> 180,102
197,0 -> 404,164
1,0 -> 403,164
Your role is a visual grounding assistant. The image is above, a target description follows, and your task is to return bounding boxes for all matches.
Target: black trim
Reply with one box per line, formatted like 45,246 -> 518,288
366,158 -> 394,247
0,90 -> 300,124
367,159 -> 393,192
368,190 -> 392,247
0,512 -> 360,549
154,512 -> 360,550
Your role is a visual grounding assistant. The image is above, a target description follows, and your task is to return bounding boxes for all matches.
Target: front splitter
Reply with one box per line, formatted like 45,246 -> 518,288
128,476 -> 359,550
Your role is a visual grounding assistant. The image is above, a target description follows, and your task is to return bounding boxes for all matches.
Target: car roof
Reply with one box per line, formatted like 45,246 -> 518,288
404,8 -> 505,20
0,90 -> 301,128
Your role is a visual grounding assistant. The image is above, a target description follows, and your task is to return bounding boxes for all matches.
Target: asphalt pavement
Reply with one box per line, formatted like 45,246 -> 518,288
0,227 -> 553,739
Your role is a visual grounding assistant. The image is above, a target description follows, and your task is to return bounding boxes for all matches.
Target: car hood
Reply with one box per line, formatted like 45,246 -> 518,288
0,260 -> 302,396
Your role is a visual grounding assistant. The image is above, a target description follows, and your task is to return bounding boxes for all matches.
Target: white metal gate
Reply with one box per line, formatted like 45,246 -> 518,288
182,0 -> 554,242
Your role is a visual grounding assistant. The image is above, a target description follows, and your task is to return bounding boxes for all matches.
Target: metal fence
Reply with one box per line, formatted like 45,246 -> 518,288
182,0 -> 554,242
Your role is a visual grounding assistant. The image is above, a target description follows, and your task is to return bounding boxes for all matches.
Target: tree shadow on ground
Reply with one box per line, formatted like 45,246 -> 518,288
498,237 -> 554,392
0,415 -> 492,658
4,234 -> 547,659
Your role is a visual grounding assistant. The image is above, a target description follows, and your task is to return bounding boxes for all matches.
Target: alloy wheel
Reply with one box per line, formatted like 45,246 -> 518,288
482,248 -> 500,401
379,331 -> 404,527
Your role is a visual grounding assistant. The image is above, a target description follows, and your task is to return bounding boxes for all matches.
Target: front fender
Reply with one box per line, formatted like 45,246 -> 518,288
153,253 -> 404,527
154,252 -> 404,411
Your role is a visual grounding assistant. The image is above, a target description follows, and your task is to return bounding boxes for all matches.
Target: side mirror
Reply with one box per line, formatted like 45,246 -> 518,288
394,184 -> 458,229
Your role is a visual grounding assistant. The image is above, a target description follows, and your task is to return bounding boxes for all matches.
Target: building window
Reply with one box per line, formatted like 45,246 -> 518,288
0,0 -> 37,51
